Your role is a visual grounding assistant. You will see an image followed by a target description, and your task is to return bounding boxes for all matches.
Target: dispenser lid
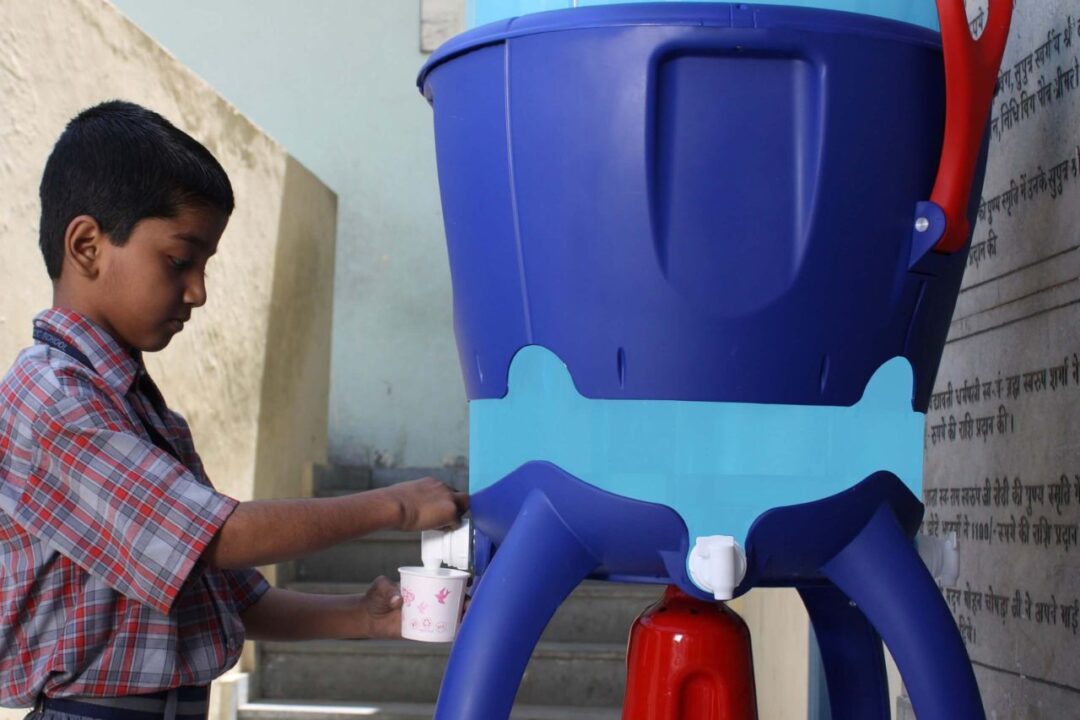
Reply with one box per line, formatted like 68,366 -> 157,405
466,1 -> 942,33
417,2 -> 939,89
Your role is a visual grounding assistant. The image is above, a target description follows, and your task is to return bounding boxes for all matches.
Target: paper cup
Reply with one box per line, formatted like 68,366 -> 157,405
399,566 -> 470,642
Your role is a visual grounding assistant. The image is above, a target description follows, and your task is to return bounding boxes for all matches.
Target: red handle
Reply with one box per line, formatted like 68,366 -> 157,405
929,0 -> 1013,254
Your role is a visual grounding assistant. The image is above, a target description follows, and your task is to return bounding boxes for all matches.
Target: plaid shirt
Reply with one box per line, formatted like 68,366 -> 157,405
0,309 -> 268,706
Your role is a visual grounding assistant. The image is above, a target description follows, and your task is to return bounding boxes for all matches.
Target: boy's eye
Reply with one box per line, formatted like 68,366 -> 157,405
168,256 -> 192,270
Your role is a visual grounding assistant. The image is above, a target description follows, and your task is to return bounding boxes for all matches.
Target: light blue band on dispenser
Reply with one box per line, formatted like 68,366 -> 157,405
470,345 -> 925,547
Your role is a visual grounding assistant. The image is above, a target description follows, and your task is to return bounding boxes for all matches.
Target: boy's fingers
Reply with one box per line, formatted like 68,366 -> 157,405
435,491 -> 468,531
368,577 -> 403,615
370,576 -> 399,599
453,491 -> 469,514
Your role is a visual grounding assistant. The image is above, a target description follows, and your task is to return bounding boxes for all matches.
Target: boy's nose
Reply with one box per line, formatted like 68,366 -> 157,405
183,274 -> 208,307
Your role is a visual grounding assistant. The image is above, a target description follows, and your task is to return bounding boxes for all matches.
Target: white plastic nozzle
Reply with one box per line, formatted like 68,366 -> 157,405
688,535 -> 747,601
421,518 -> 472,571
916,531 -> 959,587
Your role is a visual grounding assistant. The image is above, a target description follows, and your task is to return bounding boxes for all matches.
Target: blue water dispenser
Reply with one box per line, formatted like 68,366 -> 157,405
418,1 -> 1012,717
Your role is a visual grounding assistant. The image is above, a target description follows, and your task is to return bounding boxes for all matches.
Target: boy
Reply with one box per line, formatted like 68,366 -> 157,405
0,101 -> 467,718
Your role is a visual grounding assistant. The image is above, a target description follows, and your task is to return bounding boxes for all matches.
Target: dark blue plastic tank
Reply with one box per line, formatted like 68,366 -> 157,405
419,3 -> 970,411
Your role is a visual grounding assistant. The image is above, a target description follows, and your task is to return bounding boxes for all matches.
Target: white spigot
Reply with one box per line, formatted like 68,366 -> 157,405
688,535 -> 747,601
421,518 -> 472,571
916,531 -> 959,587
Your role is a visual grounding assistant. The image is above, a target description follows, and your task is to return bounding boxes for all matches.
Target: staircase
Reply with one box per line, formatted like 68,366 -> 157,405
239,465 -> 660,720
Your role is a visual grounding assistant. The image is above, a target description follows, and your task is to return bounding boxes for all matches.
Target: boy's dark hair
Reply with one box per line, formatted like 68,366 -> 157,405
38,100 -> 235,279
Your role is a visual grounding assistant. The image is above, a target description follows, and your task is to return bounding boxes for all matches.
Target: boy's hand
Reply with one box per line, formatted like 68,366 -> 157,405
384,476 -> 469,532
357,576 -> 405,639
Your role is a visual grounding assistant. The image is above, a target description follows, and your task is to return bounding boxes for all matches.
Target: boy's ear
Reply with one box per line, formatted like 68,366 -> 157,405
64,215 -> 105,279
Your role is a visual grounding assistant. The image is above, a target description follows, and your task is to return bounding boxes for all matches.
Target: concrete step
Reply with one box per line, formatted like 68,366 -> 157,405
240,700 -> 621,720
256,639 -> 626,707
285,581 -> 661,644
310,464 -> 373,494
292,532 -> 422,583
313,465 -> 468,496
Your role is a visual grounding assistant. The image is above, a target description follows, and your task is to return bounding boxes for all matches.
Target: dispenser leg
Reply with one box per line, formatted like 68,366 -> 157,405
434,488 -> 599,720
821,505 -> 985,720
798,585 -> 889,720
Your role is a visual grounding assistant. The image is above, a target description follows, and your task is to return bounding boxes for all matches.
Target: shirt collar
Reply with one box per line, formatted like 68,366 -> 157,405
33,308 -> 141,395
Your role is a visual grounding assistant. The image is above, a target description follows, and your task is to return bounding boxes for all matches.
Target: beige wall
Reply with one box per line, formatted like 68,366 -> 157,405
250,155 -> 337,579
731,590 -> 810,719
732,589 -> 903,719
0,0 -> 335,714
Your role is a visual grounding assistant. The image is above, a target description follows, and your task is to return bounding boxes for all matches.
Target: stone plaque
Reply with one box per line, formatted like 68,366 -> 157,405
919,1 -> 1080,716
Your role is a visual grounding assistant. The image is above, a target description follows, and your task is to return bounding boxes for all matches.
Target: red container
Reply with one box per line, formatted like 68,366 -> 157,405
623,586 -> 757,720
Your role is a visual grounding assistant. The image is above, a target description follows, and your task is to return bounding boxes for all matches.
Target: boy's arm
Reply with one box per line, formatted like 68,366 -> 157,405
240,578 -> 405,641
203,477 -> 467,570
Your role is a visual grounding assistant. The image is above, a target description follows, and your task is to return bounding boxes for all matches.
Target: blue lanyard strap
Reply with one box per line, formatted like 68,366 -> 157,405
33,326 -> 184,465
32,326 -> 94,370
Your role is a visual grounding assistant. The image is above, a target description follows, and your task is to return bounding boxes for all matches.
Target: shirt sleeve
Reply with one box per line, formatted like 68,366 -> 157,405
160,408 -> 271,613
17,389 -> 237,616
225,567 -> 271,613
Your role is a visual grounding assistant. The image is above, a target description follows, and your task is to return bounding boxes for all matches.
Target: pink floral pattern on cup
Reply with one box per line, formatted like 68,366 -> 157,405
399,566 -> 469,643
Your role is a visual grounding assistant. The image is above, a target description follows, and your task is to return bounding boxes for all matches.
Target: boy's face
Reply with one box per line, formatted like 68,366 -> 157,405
94,205 -> 227,352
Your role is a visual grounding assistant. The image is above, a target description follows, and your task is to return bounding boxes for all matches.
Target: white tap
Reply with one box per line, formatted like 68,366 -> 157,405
421,518 -> 472,571
688,535 -> 747,601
